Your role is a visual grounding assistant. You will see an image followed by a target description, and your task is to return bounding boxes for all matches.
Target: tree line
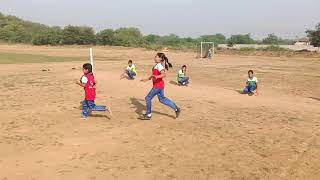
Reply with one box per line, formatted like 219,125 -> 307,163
0,12 -> 319,49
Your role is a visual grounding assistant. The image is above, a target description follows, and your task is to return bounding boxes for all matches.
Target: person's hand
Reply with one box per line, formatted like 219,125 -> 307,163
140,78 -> 149,82
255,91 -> 259,96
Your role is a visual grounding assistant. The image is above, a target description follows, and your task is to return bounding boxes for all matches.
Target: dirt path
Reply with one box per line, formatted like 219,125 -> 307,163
0,45 -> 319,179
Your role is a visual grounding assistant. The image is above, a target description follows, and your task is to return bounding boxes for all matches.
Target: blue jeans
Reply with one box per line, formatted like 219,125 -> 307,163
243,84 -> 257,94
178,77 -> 189,85
145,88 -> 178,115
82,100 -> 107,118
126,70 -> 136,79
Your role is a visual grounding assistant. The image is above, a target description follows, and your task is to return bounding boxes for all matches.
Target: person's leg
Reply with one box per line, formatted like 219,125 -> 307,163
87,100 -> 96,115
178,78 -> 186,85
132,71 -> 136,78
81,100 -> 89,118
157,89 -> 181,118
126,70 -> 130,77
145,88 -> 160,115
249,84 -> 257,93
91,102 -> 112,116
181,77 -> 189,85
242,86 -> 250,94
128,71 -> 134,79
92,104 -> 107,111
127,70 -> 136,79
157,89 -> 178,111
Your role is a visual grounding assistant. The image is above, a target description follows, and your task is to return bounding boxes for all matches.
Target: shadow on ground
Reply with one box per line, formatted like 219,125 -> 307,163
224,87 -> 243,94
130,97 -> 176,119
309,97 -> 320,101
90,114 -> 110,119
169,81 -> 179,86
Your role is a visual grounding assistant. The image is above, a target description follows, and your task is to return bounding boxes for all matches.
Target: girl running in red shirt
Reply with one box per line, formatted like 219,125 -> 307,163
140,53 -> 181,120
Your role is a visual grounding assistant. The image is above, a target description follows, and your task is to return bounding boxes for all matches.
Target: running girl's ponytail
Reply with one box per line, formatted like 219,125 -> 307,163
157,52 -> 173,70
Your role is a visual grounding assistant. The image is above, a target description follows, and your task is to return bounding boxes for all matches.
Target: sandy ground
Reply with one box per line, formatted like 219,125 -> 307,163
0,45 -> 320,180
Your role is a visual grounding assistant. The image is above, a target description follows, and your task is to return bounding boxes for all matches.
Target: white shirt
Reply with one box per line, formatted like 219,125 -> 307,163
178,69 -> 184,77
247,76 -> 258,83
81,75 -> 88,84
154,63 -> 165,72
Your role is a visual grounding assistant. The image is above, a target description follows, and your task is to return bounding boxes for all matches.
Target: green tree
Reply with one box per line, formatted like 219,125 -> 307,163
96,29 -> 114,45
0,23 -> 31,43
62,25 -> 96,45
159,34 -> 181,46
112,27 -> 144,47
0,13 -> 52,44
262,33 -> 280,45
306,23 -> 320,47
32,27 -> 63,45
0,13 -> 9,28
144,34 -> 161,44
227,34 -> 254,45
200,34 -> 226,44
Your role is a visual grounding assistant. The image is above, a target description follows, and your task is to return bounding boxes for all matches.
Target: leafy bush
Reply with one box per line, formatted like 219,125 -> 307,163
227,34 -> 255,45
240,46 -> 289,52
0,11 -> 307,51
306,24 -> 320,47
32,27 -> 63,45
62,25 -> 96,45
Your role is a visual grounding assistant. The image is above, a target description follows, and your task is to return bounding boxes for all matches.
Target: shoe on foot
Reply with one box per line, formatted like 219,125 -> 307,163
138,114 -> 151,120
81,117 -> 88,120
175,107 -> 181,119
107,106 -> 113,116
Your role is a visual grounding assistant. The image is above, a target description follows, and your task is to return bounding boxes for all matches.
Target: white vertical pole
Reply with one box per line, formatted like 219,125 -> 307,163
90,48 -> 94,73
200,42 -> 203,59
213,43 -> 215,56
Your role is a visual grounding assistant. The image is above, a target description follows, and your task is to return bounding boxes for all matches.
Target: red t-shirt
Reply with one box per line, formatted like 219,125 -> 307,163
152,63 -> 165,89
81,73 -> 96,101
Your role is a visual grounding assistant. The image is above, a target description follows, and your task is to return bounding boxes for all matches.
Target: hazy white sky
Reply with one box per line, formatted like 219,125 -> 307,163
1,0 -> 319,39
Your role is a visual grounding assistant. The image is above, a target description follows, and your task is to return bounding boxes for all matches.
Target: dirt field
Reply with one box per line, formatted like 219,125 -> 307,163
0,45 -> 319,180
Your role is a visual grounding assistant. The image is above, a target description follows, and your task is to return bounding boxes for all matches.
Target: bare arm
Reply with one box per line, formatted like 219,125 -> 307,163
75,81 -> 86,87
141,75 -> 153,82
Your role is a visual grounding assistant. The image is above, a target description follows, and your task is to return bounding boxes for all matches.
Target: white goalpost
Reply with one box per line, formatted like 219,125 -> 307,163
200,42 -> 215,59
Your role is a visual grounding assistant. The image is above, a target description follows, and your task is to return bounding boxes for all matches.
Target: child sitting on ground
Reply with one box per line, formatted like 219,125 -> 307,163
177,65 -> 189,86
242,70 -> 259,96
121,60 -> 137,80
76,63 -> 112,120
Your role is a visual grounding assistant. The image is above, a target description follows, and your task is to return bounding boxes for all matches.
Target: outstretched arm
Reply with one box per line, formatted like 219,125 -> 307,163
141,75 -> 153,82
75,80 -> 86,87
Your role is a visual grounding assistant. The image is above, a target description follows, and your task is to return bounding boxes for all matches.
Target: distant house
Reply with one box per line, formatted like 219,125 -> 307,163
294,37 -> 311,45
